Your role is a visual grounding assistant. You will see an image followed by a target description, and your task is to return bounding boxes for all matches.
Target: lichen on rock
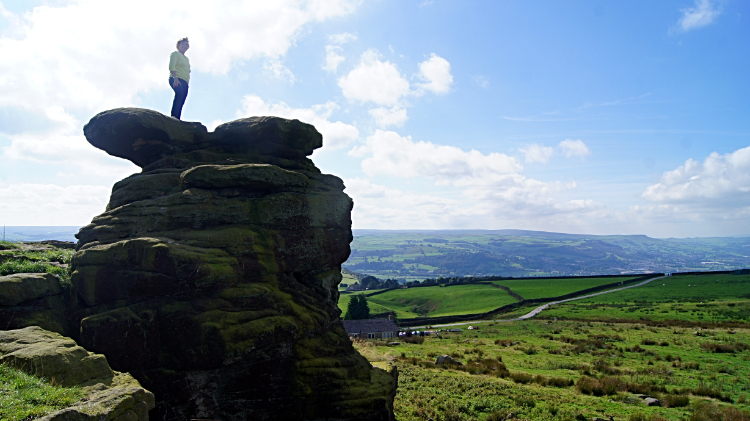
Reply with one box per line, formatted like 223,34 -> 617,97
66,108 -> 396,420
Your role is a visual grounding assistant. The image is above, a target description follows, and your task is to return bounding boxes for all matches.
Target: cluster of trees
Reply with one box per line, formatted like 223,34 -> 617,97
403,276 -> 487,287
359,276 -> 400,290
343,295 -> 370,320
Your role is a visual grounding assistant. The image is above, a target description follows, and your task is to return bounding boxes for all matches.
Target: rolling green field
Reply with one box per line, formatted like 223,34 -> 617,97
338,275 -> 652,321
338,270 -> 360,291
356,319 -> 750,421
338,291 -> 394,316
338,284 -> 520,319
493,276 -> 639,300
542,274 -> 750,324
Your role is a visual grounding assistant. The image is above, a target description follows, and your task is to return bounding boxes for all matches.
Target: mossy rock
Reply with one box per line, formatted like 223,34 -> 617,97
0,273 -> 62,306
0,326 -> 155,421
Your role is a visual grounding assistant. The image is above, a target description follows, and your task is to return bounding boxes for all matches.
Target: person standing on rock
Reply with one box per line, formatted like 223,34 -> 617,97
168,37 -> 191,120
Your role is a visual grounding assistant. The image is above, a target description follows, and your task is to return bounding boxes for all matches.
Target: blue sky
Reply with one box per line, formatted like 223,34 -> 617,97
0,0 -> 748,237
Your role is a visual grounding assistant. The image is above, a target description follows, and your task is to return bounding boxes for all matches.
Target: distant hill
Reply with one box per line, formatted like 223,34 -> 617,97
1,226 -> 80,243
346,229 -> 750,279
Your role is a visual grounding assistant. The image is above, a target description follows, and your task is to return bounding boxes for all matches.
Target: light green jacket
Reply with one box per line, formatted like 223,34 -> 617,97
169,51 -> 190,83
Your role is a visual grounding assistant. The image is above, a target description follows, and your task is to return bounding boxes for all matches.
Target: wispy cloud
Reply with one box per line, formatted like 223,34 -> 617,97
472,75 -> 489,88
559,139 -> 591,159
328,32 -> 357,44
501,116 -> 603,122
674,0 -> 721,32
578,93 -> 653,109
519,144 -> 554,164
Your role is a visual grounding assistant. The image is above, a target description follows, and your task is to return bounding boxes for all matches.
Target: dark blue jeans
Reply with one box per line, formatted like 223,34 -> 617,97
169,77 -> 189,119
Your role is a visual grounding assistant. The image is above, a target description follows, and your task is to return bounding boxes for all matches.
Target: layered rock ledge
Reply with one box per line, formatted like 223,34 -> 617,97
67,108 -> 396,420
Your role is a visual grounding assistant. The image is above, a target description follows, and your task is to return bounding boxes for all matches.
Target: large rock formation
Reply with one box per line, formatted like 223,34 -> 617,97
67,108 -> 396,421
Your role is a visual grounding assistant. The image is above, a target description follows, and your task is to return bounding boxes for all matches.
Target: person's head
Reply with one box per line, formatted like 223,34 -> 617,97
176,37 -> 189,53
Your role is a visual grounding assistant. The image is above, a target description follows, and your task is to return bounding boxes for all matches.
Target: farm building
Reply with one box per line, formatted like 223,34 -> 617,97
342,318 -> 399,340
345,284 -> 364,292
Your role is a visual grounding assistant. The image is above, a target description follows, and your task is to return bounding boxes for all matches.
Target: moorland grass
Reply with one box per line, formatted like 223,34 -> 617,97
0,363 -> 84,421
355,319 -> 750,420
0,248 -> 74,282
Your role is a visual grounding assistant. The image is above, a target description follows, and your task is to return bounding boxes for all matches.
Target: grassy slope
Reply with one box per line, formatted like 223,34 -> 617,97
494,276 -> 639,300
355,320 -> 750,421
339,284 -> 520,319
542,274 -> 750,323
0,363 -> 84,421
338,291 -> 393,316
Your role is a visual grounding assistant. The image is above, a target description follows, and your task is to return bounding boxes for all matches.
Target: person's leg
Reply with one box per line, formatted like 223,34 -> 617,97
169,78 -> 189,119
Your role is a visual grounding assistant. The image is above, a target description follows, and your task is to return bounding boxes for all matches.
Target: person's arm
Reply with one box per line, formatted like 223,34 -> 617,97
169,53 -> 181,87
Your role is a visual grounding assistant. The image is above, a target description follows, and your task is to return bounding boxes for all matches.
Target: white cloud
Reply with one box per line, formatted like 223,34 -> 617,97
368,107 -> 408,128
344,178 -> 469,229
349,130 -> 522,182
0,182 -> 112,225
237,95 -> 359,150
558,139 -> 591,158
0,0 -> 356,115
677,0 -> 720,32
519,143 -> 554,164
473,75 -> 490,88
346,130 -> 611,227
338,50 -> 411,106
1,106 -> 139,179
322,45 -> 346,73
263,59 -> 296,84
642,146 -> 750,204
419,1 -> 435,7
328,32 -> 357,44
416,53 -> 453,95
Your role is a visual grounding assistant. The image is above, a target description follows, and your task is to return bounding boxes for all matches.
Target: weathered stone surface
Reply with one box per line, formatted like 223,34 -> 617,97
435,355 -> 463,366
67,108 -> 395,420
0,273 -> 62,306
0,326 -> 155,421
0,273 -> 70,335
83,108 -> 321,173
0,326 -> 113,386
644,397 -> 661,406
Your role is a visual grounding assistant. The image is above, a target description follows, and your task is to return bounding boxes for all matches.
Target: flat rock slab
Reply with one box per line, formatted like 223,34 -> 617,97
0,273 -> 62,306
0,326 -> 113,386
84,108 -> 321,169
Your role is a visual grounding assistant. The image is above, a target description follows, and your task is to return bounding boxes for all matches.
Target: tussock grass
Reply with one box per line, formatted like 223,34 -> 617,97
0,247 -> 74,282
0,363 -> 84,421
351,318 -> 750,420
